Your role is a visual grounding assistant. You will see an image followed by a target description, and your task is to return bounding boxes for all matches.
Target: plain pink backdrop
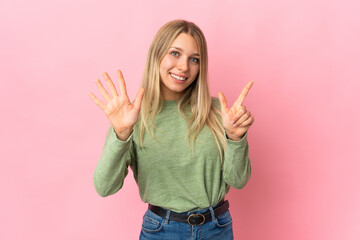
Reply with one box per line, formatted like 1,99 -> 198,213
1,0 -> 359,239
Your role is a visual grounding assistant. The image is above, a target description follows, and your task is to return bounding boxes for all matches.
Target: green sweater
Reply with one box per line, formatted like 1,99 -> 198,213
93,98 -> 251,212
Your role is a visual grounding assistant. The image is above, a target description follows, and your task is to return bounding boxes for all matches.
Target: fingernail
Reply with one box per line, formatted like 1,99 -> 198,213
233,123 -> 237,127
231,120 -> 235,124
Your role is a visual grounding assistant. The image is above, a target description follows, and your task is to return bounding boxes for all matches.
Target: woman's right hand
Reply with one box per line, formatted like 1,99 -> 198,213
89,69 -> 145,140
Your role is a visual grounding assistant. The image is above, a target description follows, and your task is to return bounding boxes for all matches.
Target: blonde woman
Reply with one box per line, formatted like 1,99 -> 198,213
89,19 -> 254,240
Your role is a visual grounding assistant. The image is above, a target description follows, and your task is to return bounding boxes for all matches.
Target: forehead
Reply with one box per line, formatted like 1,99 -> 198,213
170,33 -> 199,54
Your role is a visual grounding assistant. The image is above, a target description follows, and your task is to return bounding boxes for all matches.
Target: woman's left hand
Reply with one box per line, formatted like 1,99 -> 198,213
218,80 -> 255,141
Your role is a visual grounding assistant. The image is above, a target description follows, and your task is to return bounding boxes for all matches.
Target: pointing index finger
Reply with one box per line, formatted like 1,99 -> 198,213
234,80 -> 254,109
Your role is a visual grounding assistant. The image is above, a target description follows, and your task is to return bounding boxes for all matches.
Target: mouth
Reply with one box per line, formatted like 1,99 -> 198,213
170,72 -> 188,81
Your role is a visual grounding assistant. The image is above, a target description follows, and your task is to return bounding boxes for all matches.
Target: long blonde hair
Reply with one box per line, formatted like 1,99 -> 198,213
140,19 -> 226,163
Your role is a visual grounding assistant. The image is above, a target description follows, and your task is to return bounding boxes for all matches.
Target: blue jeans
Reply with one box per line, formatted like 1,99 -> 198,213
139,203 -> 234,240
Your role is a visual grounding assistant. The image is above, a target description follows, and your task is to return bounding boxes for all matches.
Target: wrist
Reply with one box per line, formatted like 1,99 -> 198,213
114,128 -> 133,141
225,131 -> 244,141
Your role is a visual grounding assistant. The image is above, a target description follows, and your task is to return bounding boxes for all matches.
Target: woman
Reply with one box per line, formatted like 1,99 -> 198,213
89,19 -> 254,240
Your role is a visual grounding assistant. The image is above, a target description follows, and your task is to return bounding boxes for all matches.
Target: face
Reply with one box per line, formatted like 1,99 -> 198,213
159,33 -> 200,100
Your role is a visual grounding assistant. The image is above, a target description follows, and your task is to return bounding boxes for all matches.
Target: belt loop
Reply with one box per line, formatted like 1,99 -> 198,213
209,206 -> 216,221
164,209 -> 171,224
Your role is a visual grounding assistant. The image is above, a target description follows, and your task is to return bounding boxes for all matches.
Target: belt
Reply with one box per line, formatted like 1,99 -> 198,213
148,200 -> 229,226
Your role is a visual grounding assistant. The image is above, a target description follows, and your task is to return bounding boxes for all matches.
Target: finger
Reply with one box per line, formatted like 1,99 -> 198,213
88,92 -> 106,111
232,80 -> 254,110
103,72 -> 118,97
133,88 -> 145,110
95,79 -> 111,102
218,92 -> 229,114
238,115 -> 254,127
234,111 -> 251,127
117,69 -> 128,96
230,106 -> 246,124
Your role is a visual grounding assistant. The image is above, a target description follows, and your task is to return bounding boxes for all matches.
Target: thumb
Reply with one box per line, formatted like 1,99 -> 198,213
133,88 -> 145,110
218,92 -> 229,114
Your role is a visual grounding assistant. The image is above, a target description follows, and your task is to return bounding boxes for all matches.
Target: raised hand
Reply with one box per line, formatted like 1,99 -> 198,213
218,80 -> 255,141
89,70 -> 145,140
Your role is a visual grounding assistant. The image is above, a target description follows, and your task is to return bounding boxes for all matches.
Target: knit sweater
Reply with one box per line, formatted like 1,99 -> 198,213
93,98 -> 251,212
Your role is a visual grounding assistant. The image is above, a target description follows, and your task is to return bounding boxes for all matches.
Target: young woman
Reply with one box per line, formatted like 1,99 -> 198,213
89,19 -> 254,240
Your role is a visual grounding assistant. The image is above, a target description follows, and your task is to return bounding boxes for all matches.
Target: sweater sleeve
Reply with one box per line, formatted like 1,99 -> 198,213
93,126 -> 135,197
222,131 -> 252,190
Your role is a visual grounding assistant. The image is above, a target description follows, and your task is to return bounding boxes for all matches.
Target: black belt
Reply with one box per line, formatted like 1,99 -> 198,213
148,200 -> 229,226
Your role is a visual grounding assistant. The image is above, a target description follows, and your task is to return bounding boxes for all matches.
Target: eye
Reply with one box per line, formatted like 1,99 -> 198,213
171,51 -> 179,57
191,57 -> 199,64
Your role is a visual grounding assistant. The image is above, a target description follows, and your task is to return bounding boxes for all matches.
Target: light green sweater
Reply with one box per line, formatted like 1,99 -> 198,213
93,98 -> 251,212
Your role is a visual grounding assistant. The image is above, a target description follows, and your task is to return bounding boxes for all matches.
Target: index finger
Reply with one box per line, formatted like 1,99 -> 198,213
117,69 -> 127,96
233,80 -> 254,109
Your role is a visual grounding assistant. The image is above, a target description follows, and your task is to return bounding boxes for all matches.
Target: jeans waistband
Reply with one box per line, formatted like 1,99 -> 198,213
148,200 -> 229,225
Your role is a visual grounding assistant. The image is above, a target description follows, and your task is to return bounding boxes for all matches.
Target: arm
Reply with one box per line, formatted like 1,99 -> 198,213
217,80 -> 255,189
222,132 -> 251,189
93,126 -> 135,197
89,70 -> 143,197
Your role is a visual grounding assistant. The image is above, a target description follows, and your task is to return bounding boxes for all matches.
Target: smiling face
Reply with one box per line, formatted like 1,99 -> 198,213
159,33 -> 200,100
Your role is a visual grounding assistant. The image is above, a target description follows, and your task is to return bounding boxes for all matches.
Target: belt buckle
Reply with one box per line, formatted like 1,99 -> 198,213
187,213 -> 205,226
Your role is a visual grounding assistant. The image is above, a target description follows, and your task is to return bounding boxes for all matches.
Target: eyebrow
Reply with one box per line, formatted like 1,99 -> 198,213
170,47 -> 200,57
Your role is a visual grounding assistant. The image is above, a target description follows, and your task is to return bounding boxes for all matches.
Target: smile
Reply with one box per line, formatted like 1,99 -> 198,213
170,73 -> 187,81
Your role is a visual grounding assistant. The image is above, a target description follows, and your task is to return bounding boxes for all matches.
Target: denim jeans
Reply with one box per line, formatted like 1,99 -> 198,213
139,203 -> 234,240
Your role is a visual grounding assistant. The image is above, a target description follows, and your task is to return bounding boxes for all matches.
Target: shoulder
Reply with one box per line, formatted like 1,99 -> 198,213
211,96 -> 221,110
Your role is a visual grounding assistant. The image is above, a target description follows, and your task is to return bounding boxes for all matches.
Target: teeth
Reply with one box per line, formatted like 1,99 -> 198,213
170,73 -> 186,81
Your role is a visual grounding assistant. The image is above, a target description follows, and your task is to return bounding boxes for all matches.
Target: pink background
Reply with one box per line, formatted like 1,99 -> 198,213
1,0 -> 359,239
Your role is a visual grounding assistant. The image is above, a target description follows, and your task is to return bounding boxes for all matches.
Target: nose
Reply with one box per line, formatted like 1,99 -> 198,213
177,57 -> 188,72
